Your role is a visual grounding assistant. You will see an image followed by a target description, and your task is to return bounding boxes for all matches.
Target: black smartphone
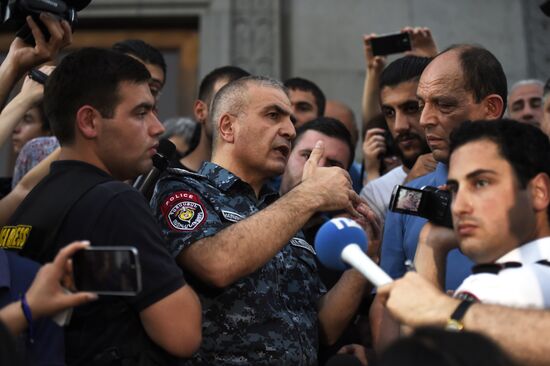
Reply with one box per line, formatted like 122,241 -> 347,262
73,246 -> 142,296
370,32 -> 412,56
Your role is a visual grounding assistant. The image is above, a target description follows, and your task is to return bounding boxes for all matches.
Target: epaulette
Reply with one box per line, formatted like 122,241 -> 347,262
165,167 -> 206,179
472,262 -> 522,274
454,291 -> 479,302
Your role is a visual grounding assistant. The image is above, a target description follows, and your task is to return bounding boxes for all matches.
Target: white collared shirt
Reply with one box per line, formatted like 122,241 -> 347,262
455,237 -> 550,309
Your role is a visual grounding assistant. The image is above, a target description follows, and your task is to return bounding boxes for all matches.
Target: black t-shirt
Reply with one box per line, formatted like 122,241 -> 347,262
9,161 -> 185,365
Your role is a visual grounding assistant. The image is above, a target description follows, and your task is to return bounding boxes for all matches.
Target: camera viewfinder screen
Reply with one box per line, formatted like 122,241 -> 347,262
396,189 -> 422,212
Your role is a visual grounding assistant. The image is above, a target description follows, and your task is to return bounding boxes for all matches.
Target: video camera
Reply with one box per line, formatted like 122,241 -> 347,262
389,185 -> 453,228
1,0 -> 91,45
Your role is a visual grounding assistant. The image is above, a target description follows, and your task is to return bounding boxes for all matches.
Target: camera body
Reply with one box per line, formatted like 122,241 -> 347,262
1,0 -> 90,45
389,184 -> 453,228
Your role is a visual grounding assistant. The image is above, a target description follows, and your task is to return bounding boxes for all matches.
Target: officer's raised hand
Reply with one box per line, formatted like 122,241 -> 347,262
299,140 -> 360,216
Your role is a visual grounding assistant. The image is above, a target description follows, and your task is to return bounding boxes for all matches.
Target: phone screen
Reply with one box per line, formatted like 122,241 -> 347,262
73,246 -> 142,296
370,32 -> 412,56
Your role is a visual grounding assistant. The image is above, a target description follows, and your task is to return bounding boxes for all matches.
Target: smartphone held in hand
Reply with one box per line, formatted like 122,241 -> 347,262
370,32 -> 412,56
73,246 -> 142,296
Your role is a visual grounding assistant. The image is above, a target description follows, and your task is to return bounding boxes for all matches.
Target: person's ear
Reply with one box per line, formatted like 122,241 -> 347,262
193,99 -> 208,125
530,173 -> 550,213
75,106 -> 100,139
483,94 -> 505,120
218,113 -> 236,143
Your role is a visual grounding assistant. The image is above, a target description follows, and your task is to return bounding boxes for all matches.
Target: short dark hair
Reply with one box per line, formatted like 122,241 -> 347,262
284,77 -> 326,116
112,39 -> 167,78
198,66 -> 250,106
44,48 -> 151,145
443,45 -> 507,116
450,119 -> 550,220
294,117 -> 354,168
379,55 -> 432,90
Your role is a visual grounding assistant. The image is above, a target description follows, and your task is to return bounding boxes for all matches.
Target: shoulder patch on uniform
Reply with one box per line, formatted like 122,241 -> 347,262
221,210 -> 245,222
161,191 -> 207,232
290,237 -> 316,255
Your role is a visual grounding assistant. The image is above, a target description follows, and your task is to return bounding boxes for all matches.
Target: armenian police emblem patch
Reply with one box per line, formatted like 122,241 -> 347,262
161,191 -> 207,231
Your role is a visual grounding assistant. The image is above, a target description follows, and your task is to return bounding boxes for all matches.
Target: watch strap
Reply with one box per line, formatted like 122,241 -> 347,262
446,299 -> 475,331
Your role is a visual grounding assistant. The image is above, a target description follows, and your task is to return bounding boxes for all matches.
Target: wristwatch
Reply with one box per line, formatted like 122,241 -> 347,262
445,299 -> 475,331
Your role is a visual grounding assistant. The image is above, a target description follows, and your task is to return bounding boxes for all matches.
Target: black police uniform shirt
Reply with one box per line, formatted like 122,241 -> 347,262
4,160 -> 185,365
151,162 -> 327,366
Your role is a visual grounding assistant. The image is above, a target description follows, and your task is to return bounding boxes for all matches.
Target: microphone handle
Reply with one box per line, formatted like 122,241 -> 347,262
341,244 -> 393,287
138,167 -> 161,196
133,174 -> 145,190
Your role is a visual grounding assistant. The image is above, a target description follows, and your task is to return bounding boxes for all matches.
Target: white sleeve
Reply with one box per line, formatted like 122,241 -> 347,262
455,266 -> 550,309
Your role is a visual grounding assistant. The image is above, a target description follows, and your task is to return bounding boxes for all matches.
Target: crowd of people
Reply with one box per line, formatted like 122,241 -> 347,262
0,6 -> 549,366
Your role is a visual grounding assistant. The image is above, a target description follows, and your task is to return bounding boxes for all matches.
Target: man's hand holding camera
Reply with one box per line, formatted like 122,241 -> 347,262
363,127 -> 389,179
413,184 -> 459,290
6,14 -> 70,75
0,13 -> 71,107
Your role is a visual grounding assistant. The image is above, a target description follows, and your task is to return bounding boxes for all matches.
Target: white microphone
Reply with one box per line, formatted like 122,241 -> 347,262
341,243 -> 393,287
315,217 -> 393,287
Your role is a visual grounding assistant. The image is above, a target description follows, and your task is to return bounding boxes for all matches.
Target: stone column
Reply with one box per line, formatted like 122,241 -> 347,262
230,0 -> 282,78
521,0 -> 550,80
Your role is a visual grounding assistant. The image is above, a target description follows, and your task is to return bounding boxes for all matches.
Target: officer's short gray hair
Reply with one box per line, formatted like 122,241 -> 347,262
209,76 -> 287,146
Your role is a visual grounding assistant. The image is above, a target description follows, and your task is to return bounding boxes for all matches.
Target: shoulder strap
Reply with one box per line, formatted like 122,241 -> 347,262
13,166 -> 111,263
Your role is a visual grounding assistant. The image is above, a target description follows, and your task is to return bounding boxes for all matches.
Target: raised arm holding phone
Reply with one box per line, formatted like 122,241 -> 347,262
0,241 -> 97,336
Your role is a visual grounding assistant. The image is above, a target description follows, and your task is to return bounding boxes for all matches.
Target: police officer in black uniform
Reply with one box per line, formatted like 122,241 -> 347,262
3,48 -> 201,365
151,76 -> 370,365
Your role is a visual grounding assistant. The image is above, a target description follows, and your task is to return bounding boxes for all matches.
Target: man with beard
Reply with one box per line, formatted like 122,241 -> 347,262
360,56 -> 433,224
